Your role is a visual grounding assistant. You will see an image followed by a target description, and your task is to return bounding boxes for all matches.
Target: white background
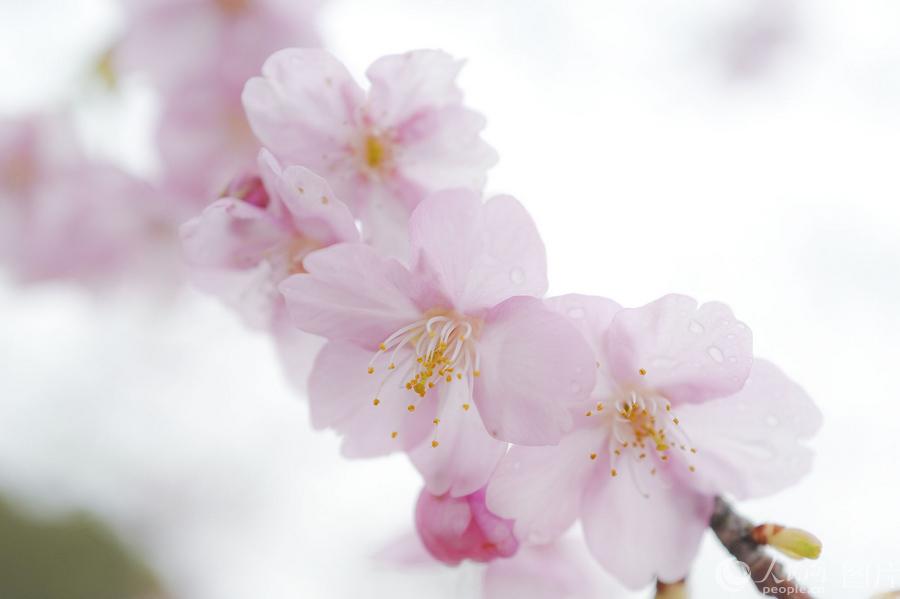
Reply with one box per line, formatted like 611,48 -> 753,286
1,0 -> 899,597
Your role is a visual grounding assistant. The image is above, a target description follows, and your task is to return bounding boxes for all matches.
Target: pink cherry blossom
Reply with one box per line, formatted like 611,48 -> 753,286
285,190 -> 596,496
155,75 -> 261,210
116,0 -> 321,94
486,293 -> 821,589
181,148 -> 358,330
243,48 -> 498,255
1,113 -> 172,284
114,0 -> 322,205
415,486 -> 517,566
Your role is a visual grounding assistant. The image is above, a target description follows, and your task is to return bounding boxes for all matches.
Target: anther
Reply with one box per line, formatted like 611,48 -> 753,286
407,404 -> 416,412
372,398 -> 380,406
639,368 -> 647,376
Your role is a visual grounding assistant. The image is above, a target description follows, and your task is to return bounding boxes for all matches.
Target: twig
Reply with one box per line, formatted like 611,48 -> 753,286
709,497 -> 815,599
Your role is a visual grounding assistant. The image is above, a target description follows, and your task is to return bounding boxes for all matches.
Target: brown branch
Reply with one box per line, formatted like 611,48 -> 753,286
710,497 -> 815,599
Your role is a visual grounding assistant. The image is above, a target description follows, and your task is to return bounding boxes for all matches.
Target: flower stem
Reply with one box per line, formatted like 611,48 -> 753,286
709,497 -> 815,599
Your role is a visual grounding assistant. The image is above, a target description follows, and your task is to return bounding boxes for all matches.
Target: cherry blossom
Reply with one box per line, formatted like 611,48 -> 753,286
285,190 -> 595,496
0,113 -> 171,284
181,148 -> 358,330
486,293 -> 821,588
243,48 -> 497,255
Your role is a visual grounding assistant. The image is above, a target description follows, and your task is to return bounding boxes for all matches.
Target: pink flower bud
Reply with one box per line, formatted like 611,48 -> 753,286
415,487 -> 518,566
222,174 -> 269,208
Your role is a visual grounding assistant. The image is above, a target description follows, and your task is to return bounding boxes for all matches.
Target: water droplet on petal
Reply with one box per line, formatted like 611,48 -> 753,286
707,346 -> 725,363
652,357 -> 677,369
509,267 -> 525,284
567,306 -> 586,319
689,320 -> 705,333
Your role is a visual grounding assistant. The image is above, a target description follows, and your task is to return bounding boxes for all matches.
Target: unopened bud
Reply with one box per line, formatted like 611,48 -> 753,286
221,174 -> 269,208
751,524 -> 822,560
655,580 -> 688,599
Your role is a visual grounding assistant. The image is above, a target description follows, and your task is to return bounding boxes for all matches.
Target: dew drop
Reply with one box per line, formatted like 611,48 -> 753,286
689,320 -> 705,334
509,267 -> 525,284
567,306 -> 586,319
707,346 -> 725,363
651,357 -> 677,369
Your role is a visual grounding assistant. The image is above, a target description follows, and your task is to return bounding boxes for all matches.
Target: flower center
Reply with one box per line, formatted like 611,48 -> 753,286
362,134 -> 392,171
585,380 -> 698,494
215,0 -> 251,16
283,235 -> 320,275
368,310 -> 482,409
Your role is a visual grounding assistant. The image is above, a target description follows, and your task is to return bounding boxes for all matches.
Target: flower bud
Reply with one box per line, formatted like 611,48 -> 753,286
221,174 -> 269,208
415,486 -> 518,566
751,523 -> 822,560
655,580 -> 688,599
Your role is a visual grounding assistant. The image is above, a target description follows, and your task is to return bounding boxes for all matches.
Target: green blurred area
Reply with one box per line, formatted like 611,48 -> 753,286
0,495 -> 164,599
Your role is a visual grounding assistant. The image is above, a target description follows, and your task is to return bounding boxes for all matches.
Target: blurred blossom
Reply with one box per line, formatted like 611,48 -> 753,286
115,0 -> 322,94
718,0 -> 798,80
377,532 -> 625,599
243,48 -> 497,257
0,112 -> 174,285
115,0 -> 324,204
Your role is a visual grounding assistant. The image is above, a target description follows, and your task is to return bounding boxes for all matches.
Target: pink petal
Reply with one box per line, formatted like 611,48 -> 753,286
242,48 -> 364,173
473,296 -> 596,445
546,294 -> 623,401
483,540 -> 627,599
486,426 -> 602,544
581,468 -> 714,589
393,108 -> 497,197
356,186 -> 414,262
257,149 -> 359,245
181,197 -> 286,270
606,294 -> 753,405
409,383 -> 507,497
409,191 -> 547,312
271,317 -> 325,397
307,340 -> 436,457
366,51 -> 497,195
672,359 -> 821,500
365,50 -> 463,130
279,243 -> 420,347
